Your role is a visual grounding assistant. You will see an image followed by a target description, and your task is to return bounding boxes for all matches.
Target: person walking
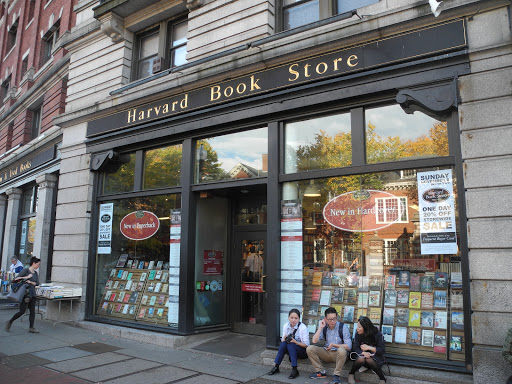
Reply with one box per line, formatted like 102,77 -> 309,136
5,256 -> 41,333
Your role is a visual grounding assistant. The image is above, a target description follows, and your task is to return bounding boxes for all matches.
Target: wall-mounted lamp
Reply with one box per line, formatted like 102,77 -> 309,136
304,180 -> 321,197
429,0 -> 444,17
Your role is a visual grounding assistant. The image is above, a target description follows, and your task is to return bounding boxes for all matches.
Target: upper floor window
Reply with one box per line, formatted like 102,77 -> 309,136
31,106 -> 42,139
1,76 -> 11,104
134,17 -> 188,80
7,22 -> 18,52
282,0 -> 378,31
41,22 -> 60,65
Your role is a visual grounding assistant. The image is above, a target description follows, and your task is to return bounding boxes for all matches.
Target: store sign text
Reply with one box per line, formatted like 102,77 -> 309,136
120,211 -> 160,240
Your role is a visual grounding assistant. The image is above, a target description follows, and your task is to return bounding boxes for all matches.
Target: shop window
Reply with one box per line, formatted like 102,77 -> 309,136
282,0 -> 378,31
31,106 -> 42,139
102,153 -> 136,194
41,22 -> 60,66
195,127 -> 268,184
143,144 -> 182,189
93,194 -> 181,328
134,17 -> 188,80
281,167 -> 464,364
6,22 -> 18,52
366,105 -> 449,164
284,112 -> 351,173
18,186 -> 38,264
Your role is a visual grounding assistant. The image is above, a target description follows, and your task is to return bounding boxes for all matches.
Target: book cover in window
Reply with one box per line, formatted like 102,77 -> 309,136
421,311 -> 434,327
369,307 -> 381,324
397,271 -> 410,287
382,308 -> 395,325
161,272 -> 169,283
140,273 -> 147,282
321,271 -> 332,286
382,325 -> 393,343
451,290 -> 463,309
136,282 -> 144,291
421,292 -> 434,309
410,275 -> 420,291
333,304 -> 342,316
154,282 -> 162,293
384,290 -> 397,307
118,283 -> 126,291
116,255 -> 128,268
450,335 -> 462,351
358,276 -> 369,292
358,292 -> 368,308
156,260 -> 164,270
434,272 -> 448,289
347,271 -> 359,287
110,269 -> 116,278
104,290 -> 112,300
369,291 -> 381,307
128,305 -> 135,315
434,311 -> 447,329
320,290 -> 332,306
148,282 -> 155,292
434,333 -> 447,353
311,289 -> 321,302
147,307 -> 155,318
397,290 -> 409,306
346,289 -> 357,304
356,308 -> 368,320
450,272 -> 462,288
308,301 -> 319,315
105,279 -> 113,289
138,261 -> 144,269
157,295 -> 166,305
109,293 -> 117,301
123,293 -> 131,303
114,304 -> 122,312
343,306 -> 355,322
312,271 -> 322,286
384,275 -> 396,290
141,295 -> 148,305
408,310 -> 421,327
331,269 -> 347,287
122,304 -> 129,314
307,318 -> 317,333
100,302 -> 108,312
396,308 -> 409,326
125,280 -> 133,291
422,329 -> 435,347
409,292 -> 421,309
451,311 -> 464,330
121,270 -> 129,280
128,291 -> 139,303
420,276 -> 434,292
155,270 -> 162,280
149,296 -> 157,306
369,276 -> 382,291
127,272 -> 133,280
112,281 -> 119,289
106,303 -> 114,314
395,326 -> 407,343
407,327 -> 421,345
117,292 -> 125,302
148,261 -> 155,270
156,308 -> 164,320
138,308 -> 146,319
126,259 -> 133,269
149,270 -> 156,280
333,287 -> 344,303
434,290 -> 447,308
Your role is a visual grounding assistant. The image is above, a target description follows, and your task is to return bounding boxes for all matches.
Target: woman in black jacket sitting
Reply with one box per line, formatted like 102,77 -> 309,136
348,316 -> 386,384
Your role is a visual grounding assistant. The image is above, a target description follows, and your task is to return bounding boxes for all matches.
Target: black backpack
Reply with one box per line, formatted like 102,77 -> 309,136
322,321 -> 345,344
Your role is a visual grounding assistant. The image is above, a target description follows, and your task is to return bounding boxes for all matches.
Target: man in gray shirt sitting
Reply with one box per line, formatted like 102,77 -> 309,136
307,307 -> 352,384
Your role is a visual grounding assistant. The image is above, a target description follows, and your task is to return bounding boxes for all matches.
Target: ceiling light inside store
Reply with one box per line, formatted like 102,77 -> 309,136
304,180 -> 321,197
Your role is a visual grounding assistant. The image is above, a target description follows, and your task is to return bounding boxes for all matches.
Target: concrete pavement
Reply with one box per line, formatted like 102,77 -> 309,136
1,303 -> 472,384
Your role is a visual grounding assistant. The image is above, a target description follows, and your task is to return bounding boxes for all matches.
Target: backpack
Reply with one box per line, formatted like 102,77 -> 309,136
322,321 -> 345,344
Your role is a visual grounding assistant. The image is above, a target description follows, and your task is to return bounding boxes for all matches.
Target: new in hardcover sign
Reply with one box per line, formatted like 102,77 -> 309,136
417,170 -> 457,254
98,203 -> 113,254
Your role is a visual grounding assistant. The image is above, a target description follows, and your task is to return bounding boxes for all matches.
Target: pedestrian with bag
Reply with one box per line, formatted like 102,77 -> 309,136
348,316 -> 387,384
5,257 -> 41,333
267,308 -> 310,379
306,307 -> 352,383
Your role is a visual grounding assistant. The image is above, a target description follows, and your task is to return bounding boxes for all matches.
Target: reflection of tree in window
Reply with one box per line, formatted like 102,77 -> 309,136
143,145 -> 182,189
196,140 -> 228,182
102,154 -> 136,194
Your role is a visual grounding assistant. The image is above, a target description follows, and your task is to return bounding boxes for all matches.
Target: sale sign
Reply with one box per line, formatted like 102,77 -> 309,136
119,211 -> 160,240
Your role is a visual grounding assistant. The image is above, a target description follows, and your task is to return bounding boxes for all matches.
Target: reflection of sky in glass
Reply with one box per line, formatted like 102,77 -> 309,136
366,105 -> 441,140
285,113 -> 351,149
206,127 -> 268,172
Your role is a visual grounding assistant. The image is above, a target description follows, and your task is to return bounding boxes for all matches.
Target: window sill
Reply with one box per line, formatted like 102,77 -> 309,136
3,45 -> 16,62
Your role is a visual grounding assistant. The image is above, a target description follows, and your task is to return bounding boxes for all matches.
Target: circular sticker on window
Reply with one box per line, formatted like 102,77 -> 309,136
210,280 -> 218,292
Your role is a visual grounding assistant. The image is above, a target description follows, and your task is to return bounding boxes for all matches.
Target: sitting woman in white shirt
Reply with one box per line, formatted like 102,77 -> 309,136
268,308 -> 310,379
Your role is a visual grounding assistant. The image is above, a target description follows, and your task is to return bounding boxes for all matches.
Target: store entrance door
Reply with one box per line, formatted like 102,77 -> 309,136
232,229 -> 266,336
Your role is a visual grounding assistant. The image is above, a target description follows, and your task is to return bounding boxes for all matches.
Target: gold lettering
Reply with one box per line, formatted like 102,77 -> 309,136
154,106 -> 161,115
146,108 -> 152,118
172,101 -> 178,111
316,62 -> 328,75
224,86 -> 233,98
288,64 -> 299,82
347,54 -> 358,67
250,75 -> 261,91
138,110 -> 145,120
333,58 -> 343,71
237,83 -> 246,94
180,94 -> 188,109
127,109 -> 137,123
163,104 -> 169,113
211,85 -> 221,101
304,64 -> 311,78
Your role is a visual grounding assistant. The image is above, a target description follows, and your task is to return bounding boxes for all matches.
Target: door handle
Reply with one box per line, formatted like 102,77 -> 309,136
261,274 -> 266,292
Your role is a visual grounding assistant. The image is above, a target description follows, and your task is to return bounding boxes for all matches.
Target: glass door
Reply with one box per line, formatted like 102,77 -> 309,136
232,230 -> 266,335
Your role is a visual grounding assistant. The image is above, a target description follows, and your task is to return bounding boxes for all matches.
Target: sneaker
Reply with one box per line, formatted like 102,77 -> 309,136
332,374 -> 341,383
310,371 -> 327,379
24,297 -> 30,303
5,321 -> 11,332
28,328 -> 39,333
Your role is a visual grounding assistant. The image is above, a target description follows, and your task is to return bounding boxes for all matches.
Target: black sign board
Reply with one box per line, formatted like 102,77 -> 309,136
88,20 -> 466,137
0,145 -> 56,186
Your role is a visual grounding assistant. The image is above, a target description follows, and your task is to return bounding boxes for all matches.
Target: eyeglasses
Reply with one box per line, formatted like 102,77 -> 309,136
326,317 -> 337,322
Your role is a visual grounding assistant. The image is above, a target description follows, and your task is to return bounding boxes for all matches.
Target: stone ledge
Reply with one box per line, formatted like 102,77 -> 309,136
261,349 -> 473,384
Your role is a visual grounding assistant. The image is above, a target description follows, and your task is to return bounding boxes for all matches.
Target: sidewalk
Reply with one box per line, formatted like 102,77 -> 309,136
0,304 -> 469,384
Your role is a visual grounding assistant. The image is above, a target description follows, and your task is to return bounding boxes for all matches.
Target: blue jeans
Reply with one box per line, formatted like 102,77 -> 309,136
274,341 -> 308,367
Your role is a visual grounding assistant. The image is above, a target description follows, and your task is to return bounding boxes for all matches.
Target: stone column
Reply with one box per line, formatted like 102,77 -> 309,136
33,174 -> 58,283
0,195 -> 7,271
1,188 -> 22,270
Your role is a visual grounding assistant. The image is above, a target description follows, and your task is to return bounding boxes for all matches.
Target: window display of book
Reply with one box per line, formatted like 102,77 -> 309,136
97,260 -> 170,325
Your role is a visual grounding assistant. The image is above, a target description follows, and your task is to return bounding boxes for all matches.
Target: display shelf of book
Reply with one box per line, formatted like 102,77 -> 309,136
97,268 -> 148,320
135,269 -> 170,325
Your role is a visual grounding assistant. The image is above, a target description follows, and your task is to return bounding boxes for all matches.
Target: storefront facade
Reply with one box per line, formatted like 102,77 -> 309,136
53,1 -> 512,382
